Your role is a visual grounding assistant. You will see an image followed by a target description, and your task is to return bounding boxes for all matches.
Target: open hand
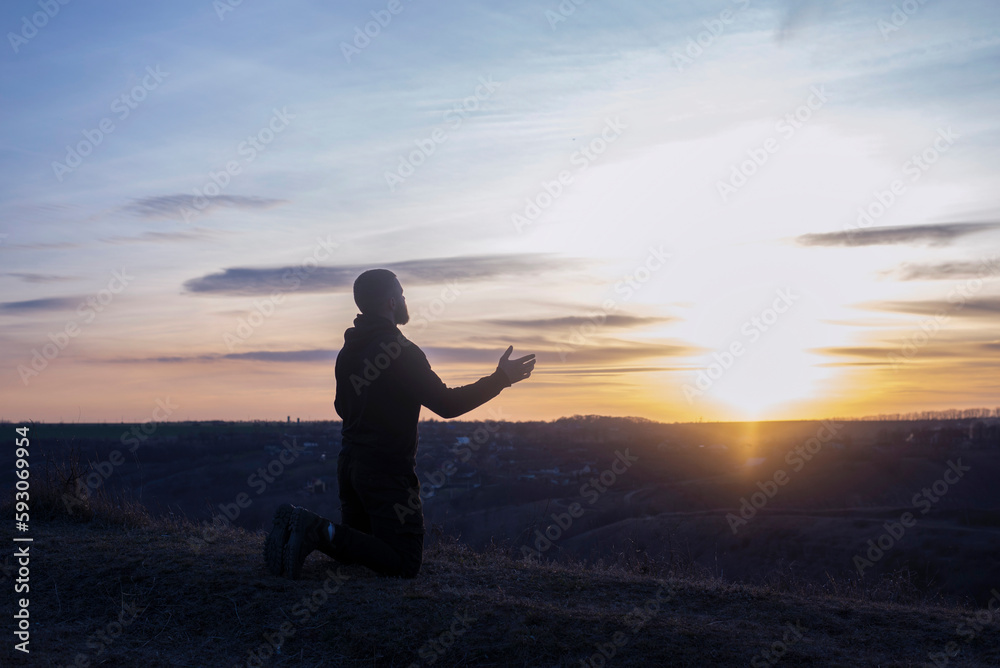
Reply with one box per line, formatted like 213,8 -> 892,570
497,345 -> 535,385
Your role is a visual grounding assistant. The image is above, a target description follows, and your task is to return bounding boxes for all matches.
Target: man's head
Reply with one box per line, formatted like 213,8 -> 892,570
353,269 -> 409,325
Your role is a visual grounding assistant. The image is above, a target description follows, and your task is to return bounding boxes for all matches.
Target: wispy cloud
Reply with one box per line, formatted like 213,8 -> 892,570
3,273 -> 79,284
183,253 -> 590,296
423,339 -> 697,366
0,296 -> 82,313
3,241 -> 82,251
814,345 -> 967,360
106,339 -> 695,369
482,314 -> 675,331
796,222 -> 1000,247
100,229 -> 220,245
862,298 -> 1000,317
122,194 -> 288,220
814,338 -> 1000,365
107,349 -> 338,364
775,0 -> 851,43
883,258 -> 1000,281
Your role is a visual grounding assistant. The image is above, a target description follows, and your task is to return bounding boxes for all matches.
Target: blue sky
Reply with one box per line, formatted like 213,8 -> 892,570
2,0 -> 999,422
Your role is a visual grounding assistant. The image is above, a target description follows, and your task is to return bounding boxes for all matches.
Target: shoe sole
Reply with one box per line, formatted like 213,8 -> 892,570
283,506 -> 320,580
265,503 -> 294,576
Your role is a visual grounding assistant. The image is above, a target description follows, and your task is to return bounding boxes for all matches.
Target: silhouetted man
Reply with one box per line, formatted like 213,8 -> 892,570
265,268 -> 535,579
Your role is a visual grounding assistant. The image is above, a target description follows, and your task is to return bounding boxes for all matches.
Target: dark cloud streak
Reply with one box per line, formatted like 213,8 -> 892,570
123,194 -> 288,220
3,273 -> 79,284
183,253 -> 589,296
885,258 -> 1000,281
796,222 -> 1000,247
0,296 -> 82,313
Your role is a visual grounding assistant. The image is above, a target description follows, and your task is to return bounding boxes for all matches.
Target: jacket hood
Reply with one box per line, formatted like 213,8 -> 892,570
343,313 -> 401,345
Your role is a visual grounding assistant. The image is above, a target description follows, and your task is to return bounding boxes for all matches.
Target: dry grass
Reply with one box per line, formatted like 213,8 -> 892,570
2,461 -> 1000,667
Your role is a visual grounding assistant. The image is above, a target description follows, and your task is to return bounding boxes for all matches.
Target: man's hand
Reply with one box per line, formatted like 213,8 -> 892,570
497,345 -> 535,385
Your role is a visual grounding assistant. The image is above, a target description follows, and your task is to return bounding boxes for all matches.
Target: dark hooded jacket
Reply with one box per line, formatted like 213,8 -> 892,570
334,313 -> 511,474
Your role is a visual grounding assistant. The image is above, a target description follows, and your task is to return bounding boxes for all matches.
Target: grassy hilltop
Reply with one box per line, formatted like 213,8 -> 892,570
3,466 -> 1000,667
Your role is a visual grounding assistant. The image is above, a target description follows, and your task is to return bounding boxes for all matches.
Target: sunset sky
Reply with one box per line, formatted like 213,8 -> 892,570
2,0 -> 999,423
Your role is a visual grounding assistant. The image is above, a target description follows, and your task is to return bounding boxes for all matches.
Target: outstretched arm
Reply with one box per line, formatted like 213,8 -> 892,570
402,345 -> 536,419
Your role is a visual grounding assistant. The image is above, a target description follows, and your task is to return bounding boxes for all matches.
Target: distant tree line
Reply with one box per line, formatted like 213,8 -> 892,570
835,407 -> 1000,422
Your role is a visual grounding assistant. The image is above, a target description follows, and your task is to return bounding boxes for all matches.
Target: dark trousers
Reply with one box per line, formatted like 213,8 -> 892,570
332,451 -> 424,578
